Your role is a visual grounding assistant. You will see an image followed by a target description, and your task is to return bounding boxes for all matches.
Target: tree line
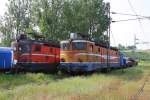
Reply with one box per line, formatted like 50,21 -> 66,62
0,0 -> 110,46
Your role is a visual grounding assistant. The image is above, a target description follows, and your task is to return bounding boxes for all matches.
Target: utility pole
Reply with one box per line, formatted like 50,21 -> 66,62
133,35 -> 139,51
132,34 -> 138,59
133,35 -> 149,51
106,2 -> 111,68
133,35 -> 150,60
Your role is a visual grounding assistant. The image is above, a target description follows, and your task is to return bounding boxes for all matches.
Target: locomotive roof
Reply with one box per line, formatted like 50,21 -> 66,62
61,39 -> 118,51
0,47 -> 13,53
95,43 -> 118,51
18,39 -> 60,48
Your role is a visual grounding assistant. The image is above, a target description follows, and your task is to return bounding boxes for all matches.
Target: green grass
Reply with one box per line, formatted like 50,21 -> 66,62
0,62 -> 150,100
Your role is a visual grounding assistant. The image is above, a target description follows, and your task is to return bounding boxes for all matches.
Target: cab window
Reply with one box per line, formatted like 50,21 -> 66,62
61,43 -> 69,50
19,44 -> 31,53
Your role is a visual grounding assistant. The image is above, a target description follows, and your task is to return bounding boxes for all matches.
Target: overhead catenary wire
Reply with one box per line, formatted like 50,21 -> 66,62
111,12 -> 150,19
110,1 -> 150,49
127,0 -> 145,36
127,0 -> 139,17
112,17 -> 148,23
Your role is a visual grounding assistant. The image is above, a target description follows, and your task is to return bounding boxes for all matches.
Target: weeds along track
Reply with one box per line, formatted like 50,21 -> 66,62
131,74 -> 150,100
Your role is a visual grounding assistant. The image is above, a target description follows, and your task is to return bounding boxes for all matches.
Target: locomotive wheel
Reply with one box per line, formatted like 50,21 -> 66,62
60,69 -> 69,74
101,68 -> 111,73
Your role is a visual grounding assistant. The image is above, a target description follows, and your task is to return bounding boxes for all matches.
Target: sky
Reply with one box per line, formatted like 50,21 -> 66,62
0,0 -> 150,50
0,0 -> 8,16
104,0 -> 150,50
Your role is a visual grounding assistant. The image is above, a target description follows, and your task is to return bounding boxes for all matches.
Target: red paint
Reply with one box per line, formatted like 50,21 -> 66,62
14,40 -> 60,64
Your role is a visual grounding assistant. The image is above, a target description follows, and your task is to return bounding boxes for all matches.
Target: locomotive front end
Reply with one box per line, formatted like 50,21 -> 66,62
59,39 -> 89,73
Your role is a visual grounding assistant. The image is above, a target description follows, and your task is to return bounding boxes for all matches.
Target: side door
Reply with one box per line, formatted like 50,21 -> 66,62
88,43 -> 94,62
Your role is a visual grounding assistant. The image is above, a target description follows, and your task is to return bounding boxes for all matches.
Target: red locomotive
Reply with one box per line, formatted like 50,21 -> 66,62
11,34 -> 60,72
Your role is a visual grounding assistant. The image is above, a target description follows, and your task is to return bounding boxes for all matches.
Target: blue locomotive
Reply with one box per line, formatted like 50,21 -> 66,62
0,47 -> 14,71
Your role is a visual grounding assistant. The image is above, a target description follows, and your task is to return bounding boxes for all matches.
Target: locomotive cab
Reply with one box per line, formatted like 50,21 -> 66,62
60,40 -> 88,63
11,34 -> 60,72
60,40 -> 90,72
12,40 -> 31,63
18,40 -> 31,62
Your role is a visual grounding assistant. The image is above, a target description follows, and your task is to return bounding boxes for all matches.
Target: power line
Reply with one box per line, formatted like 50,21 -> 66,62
127,0 -> 137,16
111,12 -> 150,19
112,17 -> 148,23
127,0 -> 145,35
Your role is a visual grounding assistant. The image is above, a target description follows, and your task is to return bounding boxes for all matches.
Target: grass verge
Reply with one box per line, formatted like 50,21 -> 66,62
0,62 -> 149,100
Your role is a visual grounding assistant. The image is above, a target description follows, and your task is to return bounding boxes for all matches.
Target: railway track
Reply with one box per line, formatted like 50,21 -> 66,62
131,74 -> 150,100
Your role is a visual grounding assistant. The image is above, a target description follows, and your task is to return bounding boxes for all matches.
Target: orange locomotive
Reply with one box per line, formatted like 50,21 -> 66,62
12,34 -> 60,72
59,33 -> 121,73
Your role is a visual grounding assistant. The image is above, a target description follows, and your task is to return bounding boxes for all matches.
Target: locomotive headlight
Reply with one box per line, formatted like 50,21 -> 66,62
61,58 -> 65,62
78,58 -> 82,62
14,59 -> 18,65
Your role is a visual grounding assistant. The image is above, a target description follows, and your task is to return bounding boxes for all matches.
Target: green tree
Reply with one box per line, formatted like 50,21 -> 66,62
0,16 -> 14,46
118,44 -> 127,50
7,0 -> 33,34
35,0 -> 109,41
0,0 -> 109,46
0,0 -> 33,46
62,0 -> 109,41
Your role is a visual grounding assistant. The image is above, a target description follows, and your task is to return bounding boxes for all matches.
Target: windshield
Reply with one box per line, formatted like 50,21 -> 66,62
19,43 -> 31,53
61,42 -> 87,50
61,43 -> 70,50
72,42 -> 87,50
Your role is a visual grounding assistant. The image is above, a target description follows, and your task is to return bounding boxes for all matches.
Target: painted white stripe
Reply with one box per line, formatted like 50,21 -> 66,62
75,53 -> 119,60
